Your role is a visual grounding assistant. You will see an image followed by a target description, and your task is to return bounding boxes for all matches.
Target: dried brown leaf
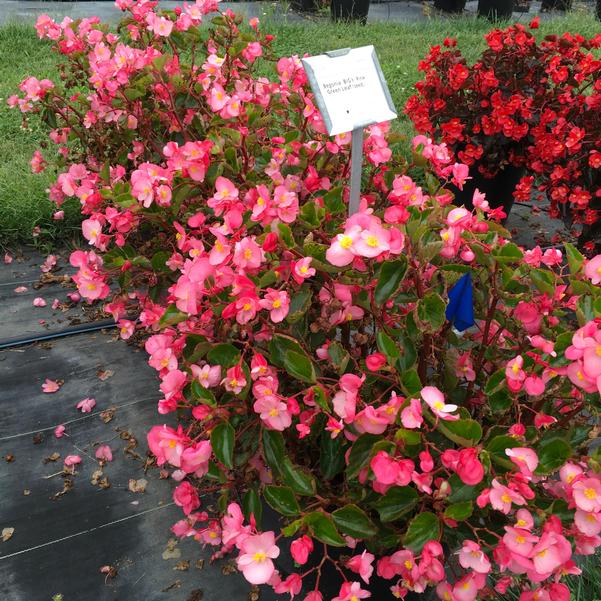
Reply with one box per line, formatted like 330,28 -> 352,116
99,406 -> 116,423
44,452 -> 61,464
4,454 -> 15,463
173,560 -> 190,571
2,527 -> 15,542
128,478 -> 147,493
97,369 -> 114,381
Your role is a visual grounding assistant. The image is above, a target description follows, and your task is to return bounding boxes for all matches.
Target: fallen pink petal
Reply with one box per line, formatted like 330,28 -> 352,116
42,379 -> 61,393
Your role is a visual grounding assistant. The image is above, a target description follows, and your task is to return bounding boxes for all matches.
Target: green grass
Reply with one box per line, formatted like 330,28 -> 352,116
1,11 -> 600,248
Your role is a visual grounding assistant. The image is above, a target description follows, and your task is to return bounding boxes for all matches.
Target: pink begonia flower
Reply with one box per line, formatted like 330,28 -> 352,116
505,355 -> 526,392
326,225 -> 361,267
531,531 -> 572,576
173,481 -> 200,515
533,413 -> 558,429
200,520 -> 222,546
82,218 -> 102,245
584,254 -> 601,285
222,365 -> 247,395
514,301 -> 542,335
274,574 -> 303,597
64,455 -> 81,466
233,237 -> 264,270
420,386 -> 458,421
33,297 -> 47,307
354,406 -> 389,435
401,397 -> 423,429
365,352 -> 387,371
259,288 -> 290,323
559,462 -> 583,485
147,424 -> 187,467
76,397 -> 96,413
458,540 -> 491,573
455,352 -> 476,381
574,509 -> 601,536
53,210 -> 65,220
180,441 -> 212,476
190,364 -> 221,388
505,447 -> 539,476
236,531 -> 280,585
292,257 -> 315,283
332,581 -> 371,601
253,396 -> 292,431
54,424 -> 66,438
222,502 -> 250,548
572,478 -> 601,512
489,479 -> 526,513
524,375 -> 545,396
503,525 -> 538,557
347,550 -> 375,584
14,286 -> 28,293
452,572 -> 486,601
290,535 -> 313,565
42,378 -> 61,393
95,445 -> 113,462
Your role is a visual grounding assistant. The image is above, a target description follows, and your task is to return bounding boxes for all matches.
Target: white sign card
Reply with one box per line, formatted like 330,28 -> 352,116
301,45 -> 397,136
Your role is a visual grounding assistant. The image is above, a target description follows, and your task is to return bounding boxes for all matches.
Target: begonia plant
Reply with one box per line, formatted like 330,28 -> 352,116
405,22 -> 601,248
10,2 -> 601,600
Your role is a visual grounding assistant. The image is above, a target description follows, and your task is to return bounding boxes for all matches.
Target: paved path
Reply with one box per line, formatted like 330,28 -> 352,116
0,0 -> 578,26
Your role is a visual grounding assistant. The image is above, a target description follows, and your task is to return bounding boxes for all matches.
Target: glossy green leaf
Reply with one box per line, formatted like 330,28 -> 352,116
437,418 -> 482,447
305,512 -> 346,547
284,350 -> 317,384
372,486 -> 419,522
347,434 -> 382,479
444,501 -> 473,521
159,304 -> 188,327
536,438 -> 572,474
210,422 -> 234,469
190,381 -> 217,406
401,369 -> 422,396
565,242 -> 584,275
263,485 -> 301,517
417,292 -> 446,330
327,342 -> 351,375
242,488 -> 262,528
281,459 -> 316,496
332,504 -> 377,539
287,288 -> 312,323
403,512 -> 441,552
376,331 -> 400,362
262,429 -> 285,476
375,258 -> 408,305
207,343 -> 241,368
320,433 -> 345,480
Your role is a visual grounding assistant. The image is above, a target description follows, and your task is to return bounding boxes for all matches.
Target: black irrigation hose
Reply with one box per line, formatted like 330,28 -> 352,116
0,319 -> 118,350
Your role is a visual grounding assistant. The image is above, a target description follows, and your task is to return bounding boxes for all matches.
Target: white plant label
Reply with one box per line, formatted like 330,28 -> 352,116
302,45 -> 397,136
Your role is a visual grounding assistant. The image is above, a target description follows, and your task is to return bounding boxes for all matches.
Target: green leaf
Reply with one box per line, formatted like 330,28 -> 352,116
417,292 -> 446,330
320,433 -> 345,480
305,512 -> 346,547
536,438 -> 572,474
159,304 -> 188,327
262,430 -> 285,477
565,242 -> 584,275
282,519 -> 303,537
328,342 -> 351,375
284,350 -> 317,384
375,258 -> 408,305
376,331 -> 400,362
242,488 -> 262,528
493,242 -> 524,263
207,343 -> 241,368
530,268 -> 556,295
281,459 -> 316,496
372,486 -> 419,522
447,474 -> 479,503
401,369 -> 422,396
347,434 -> 382,479
485,369 -> 506,395
190,381 -> 217,406
210,422 -> 234,469
277,223 -> 296,248
394,333 -> 417,371
403,512 -> 441,552
444,501 -> 473,521
287,288 -> 312,323
437,419 -> 482,447
312,385 -> 330,411
332,505 -> 377,539
269,334 -> 311,369
151,251 -> 171,272
300,201 -> 325,228
263,485 -> 301,517
323,186 -> 346,215
486,435 -> 521,468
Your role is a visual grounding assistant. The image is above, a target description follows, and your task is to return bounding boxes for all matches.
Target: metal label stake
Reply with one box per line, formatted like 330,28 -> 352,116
302,46 -> 397,217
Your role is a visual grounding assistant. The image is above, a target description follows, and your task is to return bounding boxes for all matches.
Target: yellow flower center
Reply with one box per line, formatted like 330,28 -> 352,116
516,535 -> 525,544
366,234 -> 379,247
404,560 -> 413,569
434,401 -> 444,410
257,197 -> 265,206
169,440 -> 177,448
441,232 -> 450,241
516,519 -> 527,527
272,299 -> 282,309
244,249 -> 252,259
501,493 -> 512,503
512,363 -> 520,374
584,487 -> 597,499
253,551 -> 267,562
299,266 -> 308,273
339,235 -> 353,250
215,242 -> 223,252
596,346 -> 601,357
209,531 -> 217,539
243,303 -> 252,311
230,379 -> 238,387
268,408 -> 279,417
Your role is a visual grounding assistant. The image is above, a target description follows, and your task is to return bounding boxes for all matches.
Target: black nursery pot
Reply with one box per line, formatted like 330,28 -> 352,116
541,0 -> 572,9
291,0 -> 320,12
331,0 -> 370,23
477,0 -> 514,19
451,164 -> 524,217
434,0 -> 467,13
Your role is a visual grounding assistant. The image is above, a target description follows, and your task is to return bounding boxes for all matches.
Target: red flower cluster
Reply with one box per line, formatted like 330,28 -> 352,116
405,23 -> 601,247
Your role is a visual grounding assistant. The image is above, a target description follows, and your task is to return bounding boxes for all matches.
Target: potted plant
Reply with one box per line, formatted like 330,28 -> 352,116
15,5 -> 601,600
477,0 -> 514,20
433,0 -> 467,15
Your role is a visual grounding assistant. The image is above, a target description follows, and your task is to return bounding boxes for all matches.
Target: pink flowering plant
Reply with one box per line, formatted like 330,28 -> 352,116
11,2 -> 601,600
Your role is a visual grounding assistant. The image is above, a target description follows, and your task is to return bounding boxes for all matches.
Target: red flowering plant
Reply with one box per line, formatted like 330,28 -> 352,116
405,23 -> 601,246
11,3 -> 601,600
